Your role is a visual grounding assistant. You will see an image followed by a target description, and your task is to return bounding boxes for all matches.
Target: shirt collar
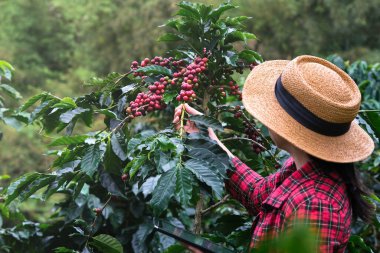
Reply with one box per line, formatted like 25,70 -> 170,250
262,158 -> 323,209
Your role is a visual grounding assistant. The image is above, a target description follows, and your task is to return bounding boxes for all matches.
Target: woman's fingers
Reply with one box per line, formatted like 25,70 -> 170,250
172,103 -> 202,134
172,115 -> 180,124
174,104 -> 183,114
184,103 -> 202,116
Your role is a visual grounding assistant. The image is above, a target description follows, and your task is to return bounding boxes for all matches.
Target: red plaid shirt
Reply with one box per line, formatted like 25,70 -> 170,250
226,157 -> 352,253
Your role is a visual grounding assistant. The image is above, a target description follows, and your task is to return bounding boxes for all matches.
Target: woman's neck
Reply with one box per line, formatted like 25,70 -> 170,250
287,145 -> 310,170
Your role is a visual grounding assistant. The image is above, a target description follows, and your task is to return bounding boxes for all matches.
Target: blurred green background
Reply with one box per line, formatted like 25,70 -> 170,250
1,0 -> 379,178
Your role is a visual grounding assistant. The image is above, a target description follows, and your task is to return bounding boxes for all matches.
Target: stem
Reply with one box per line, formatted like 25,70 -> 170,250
84,193 -> 113,248
373,225 -> 378,250
359,109 -> 380,113
221,136 -> 280,164
193,91 -> 211,234
111,115 -> 132,134
201,195 -> 230,215
179,104 -> 186,138
221,137 -> 266,150
193,194 -> 203,234
114,70 -> 132,85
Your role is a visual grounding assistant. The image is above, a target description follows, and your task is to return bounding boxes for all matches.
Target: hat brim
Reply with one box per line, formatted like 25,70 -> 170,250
242,60 -> 374,163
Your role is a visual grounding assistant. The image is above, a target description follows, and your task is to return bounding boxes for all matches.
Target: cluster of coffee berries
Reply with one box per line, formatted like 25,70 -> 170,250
126,87 -> 167,118
130,56 -> 184,77
228,80 -> 242,100
243,121 -> 265,154
174,57 -> 208,101
233,105 -> 242,118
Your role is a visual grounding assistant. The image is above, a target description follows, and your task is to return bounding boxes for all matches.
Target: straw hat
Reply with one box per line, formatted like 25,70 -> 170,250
242,55 -> 374,163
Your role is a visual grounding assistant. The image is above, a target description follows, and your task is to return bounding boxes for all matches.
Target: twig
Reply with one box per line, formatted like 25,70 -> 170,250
359,109 -> 380,113
201,194 -> 230,215
373,225 -> 378,250
221,137 -> 266,150
84,193 -> 113,247
179,103 -> 186,138
111,115 -> 133,134
114,71 -> 132,85
221,136 -> 280,164
193,194 -> 203,234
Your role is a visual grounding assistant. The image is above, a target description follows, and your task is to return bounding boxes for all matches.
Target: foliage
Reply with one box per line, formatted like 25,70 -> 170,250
0,2 -> 379,253
0,60 -> 25,140
237,0 -> 380,61
328,54 -> 380,253
0,2 -> 266,252
1,0 -> 380,181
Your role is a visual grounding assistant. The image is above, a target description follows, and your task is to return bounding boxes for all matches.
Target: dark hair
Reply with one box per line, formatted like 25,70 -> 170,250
310,156 -> 375,223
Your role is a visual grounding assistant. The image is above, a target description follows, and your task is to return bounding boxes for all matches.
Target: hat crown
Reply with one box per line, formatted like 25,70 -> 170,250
281,56 -> 361,123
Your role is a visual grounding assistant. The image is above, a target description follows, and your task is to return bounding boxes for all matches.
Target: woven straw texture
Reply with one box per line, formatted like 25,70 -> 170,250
242,56 -> 374,163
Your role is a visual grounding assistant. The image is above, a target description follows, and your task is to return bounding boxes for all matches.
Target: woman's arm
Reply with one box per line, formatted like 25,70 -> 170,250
173,104 -> 290,215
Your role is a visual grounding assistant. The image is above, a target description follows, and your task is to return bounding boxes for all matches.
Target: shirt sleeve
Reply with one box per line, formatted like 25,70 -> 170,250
225,156 -> 295,216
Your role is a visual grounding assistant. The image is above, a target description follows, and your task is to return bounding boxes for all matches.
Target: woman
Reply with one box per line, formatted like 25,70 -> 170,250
173,55 -> 375,252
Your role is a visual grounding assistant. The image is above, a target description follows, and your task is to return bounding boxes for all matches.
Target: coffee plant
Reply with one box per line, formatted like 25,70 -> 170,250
0,2 -> 378,253
0,60 -> 25,140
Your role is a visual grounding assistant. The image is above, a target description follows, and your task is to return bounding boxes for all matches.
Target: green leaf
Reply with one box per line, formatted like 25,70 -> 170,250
177,8 -> 200,20
110,134 -> 127,161
97,109 -> 117,119
60,107 -> 90,124
187,148 -> 228,177
104,139 -> 123,175
158,33 -> 183,42
0,84 -> 22,100
5,173 -> 40,205
189,115 -> 223,131
20,92 -> 49,111
225,16 -> 251,26
18,174 -> 56,201
52,97 -> 77,109
363,112 -> 380,139
209,3 -> 236,21
238,49 -> 263,63
132,223 -> 154,253
3,116 -> 23,129
44,170 -> 77,200
175,166 -> 193,206
54,247 -> 79,253
349,235 -> 373,252
177,1 -> 200,20
126,155 -> 147,179
225,31 -> 256,44
81,145 -> 101,177
223,51 -> 238,66
150,168 -> 177,215
90,234 -> 123,253
0,60 -> 14,80
49,135 -> 88,146
185,158 -> 224,198
135,65 -> 172,76
163,90 -> 177,103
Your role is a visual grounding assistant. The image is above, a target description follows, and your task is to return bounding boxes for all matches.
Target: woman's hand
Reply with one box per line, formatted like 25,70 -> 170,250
172,103 -> 202,134
172,103 -> 234,158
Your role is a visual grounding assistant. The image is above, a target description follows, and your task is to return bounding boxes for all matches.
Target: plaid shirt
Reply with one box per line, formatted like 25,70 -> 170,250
225,157 -> 352,253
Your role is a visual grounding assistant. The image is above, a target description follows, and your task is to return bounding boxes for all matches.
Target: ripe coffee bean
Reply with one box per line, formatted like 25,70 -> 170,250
94,208 -> 102,215
121,174 -> 128,181
234,112 -> 242,118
